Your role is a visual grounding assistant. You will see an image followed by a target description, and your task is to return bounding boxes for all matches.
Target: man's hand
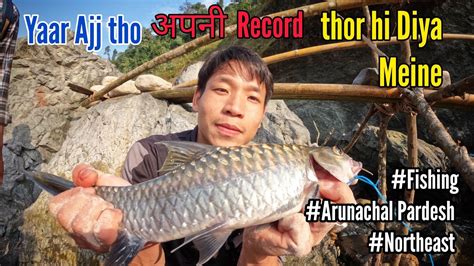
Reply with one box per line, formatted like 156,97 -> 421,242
238,171 -> 356,265
48,163 -> 129,252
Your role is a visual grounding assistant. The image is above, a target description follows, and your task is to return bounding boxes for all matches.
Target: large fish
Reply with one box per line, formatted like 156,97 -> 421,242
30,141 -> 362,266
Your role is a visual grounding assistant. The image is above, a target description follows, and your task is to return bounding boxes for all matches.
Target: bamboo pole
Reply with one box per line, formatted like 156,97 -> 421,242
151,83 -> 474,109
173,33 -> 474,89
404,111 -> 418,208
373,113 -> 391,266
362,5 -> 378,69
392,39 -> 417,266
364,6 -> 388,264
425,75 -> 474,102
81,0 -> 401,107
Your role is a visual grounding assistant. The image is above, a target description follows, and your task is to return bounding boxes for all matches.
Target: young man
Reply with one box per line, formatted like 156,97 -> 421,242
49,46 -> 356,265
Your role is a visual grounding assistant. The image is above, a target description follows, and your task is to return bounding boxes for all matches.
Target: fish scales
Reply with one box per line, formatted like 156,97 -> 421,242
30,141 -> 363,265
96,144 -> 315,242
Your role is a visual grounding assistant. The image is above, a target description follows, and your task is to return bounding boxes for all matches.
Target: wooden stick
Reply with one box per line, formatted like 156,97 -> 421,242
425,75 -> 474,102
151,83 -> 474,109
82,0 -> 401,107
68,83 -> 93,96
68,83 -> 108,100
373,113 -> 391,266
173,33 -> 474,89
392,39 -> 416,266
362,5 -> 379,68
343,103 -> 376,153
404,112 -> 418,211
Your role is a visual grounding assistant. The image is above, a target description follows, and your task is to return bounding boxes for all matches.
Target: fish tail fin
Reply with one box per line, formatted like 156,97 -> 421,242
106,230 -> 146,266
25,171 -> 74,195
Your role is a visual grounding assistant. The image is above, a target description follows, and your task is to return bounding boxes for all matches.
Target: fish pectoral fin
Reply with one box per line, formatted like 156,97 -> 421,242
193,228 -> 233,266
156,141 -> 215,174
170,222 -> 232,265
170,222 -> 228,253
105,230 -> 145,266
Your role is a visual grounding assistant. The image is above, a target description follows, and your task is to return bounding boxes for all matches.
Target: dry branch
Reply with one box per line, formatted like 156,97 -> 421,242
151,83 -> 474,109
344,105 -> 376,153
82,0 -> 401,107
362,5 -> 379,68
404,112 -> 418,209
425,75 -> 474,102
393,39 -> 416,266
373,113 -> 391,266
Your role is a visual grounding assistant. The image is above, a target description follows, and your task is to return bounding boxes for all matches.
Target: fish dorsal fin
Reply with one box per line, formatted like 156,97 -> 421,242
157,141 -> 214,174
170,222 -> 233,265
105,230 -> 145,266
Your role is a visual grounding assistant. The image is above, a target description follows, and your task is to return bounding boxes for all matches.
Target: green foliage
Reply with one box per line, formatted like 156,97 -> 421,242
111,1 -> 263,80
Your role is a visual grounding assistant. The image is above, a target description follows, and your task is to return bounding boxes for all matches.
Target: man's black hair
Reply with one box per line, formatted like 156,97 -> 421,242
197,46 -> 273,104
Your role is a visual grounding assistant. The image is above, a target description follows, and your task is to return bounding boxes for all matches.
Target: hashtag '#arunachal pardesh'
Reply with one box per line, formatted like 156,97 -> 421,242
316,200 -> 454,222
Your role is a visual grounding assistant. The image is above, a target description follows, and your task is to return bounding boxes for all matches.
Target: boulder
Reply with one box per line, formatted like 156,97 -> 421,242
348,125 -> 448,175
0,124 -> 42,265
89,84 -> 104,92
254,100 -> 310,145
101,75 -> 117,86
7,35 -> 120,162
286,100 -> 370,145
173,61 -> 204,85
135,74 -> 172,92
102,77 -> 141,97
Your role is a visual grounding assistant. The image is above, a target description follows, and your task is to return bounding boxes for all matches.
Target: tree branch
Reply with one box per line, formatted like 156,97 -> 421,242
425,75 -> 474,102
373,113 -> 391,266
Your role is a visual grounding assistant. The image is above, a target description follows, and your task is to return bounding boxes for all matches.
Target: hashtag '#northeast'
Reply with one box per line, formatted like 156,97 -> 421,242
368,231 -> 384,253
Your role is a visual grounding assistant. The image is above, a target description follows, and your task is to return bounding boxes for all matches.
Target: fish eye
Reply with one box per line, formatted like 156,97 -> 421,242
332,146 -> 342,155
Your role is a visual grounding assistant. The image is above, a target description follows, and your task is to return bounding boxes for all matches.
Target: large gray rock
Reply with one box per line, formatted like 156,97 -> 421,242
286,100 -> 370,145
255,100 -> 310,145
173,61 -> 204,85
7,33 -> 120,162
102,77 -> 141,98
135,74 -> 172,92
0,124 -> 42,265
348,125 -> 448,175
389,108 -> 474,153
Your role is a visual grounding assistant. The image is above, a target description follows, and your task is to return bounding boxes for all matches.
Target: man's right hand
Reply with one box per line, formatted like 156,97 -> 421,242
48,163 -> 130,253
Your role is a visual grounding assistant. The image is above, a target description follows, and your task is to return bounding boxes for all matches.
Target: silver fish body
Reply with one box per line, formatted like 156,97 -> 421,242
96,143 -> 318,244
30,141 -> 362,265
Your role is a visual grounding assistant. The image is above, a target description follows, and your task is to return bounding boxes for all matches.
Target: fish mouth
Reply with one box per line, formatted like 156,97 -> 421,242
310,157 -> 363,183
351,159 -> 363,176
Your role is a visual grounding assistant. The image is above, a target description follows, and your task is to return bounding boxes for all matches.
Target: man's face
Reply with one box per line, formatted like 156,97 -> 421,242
193,61 -> 267,147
